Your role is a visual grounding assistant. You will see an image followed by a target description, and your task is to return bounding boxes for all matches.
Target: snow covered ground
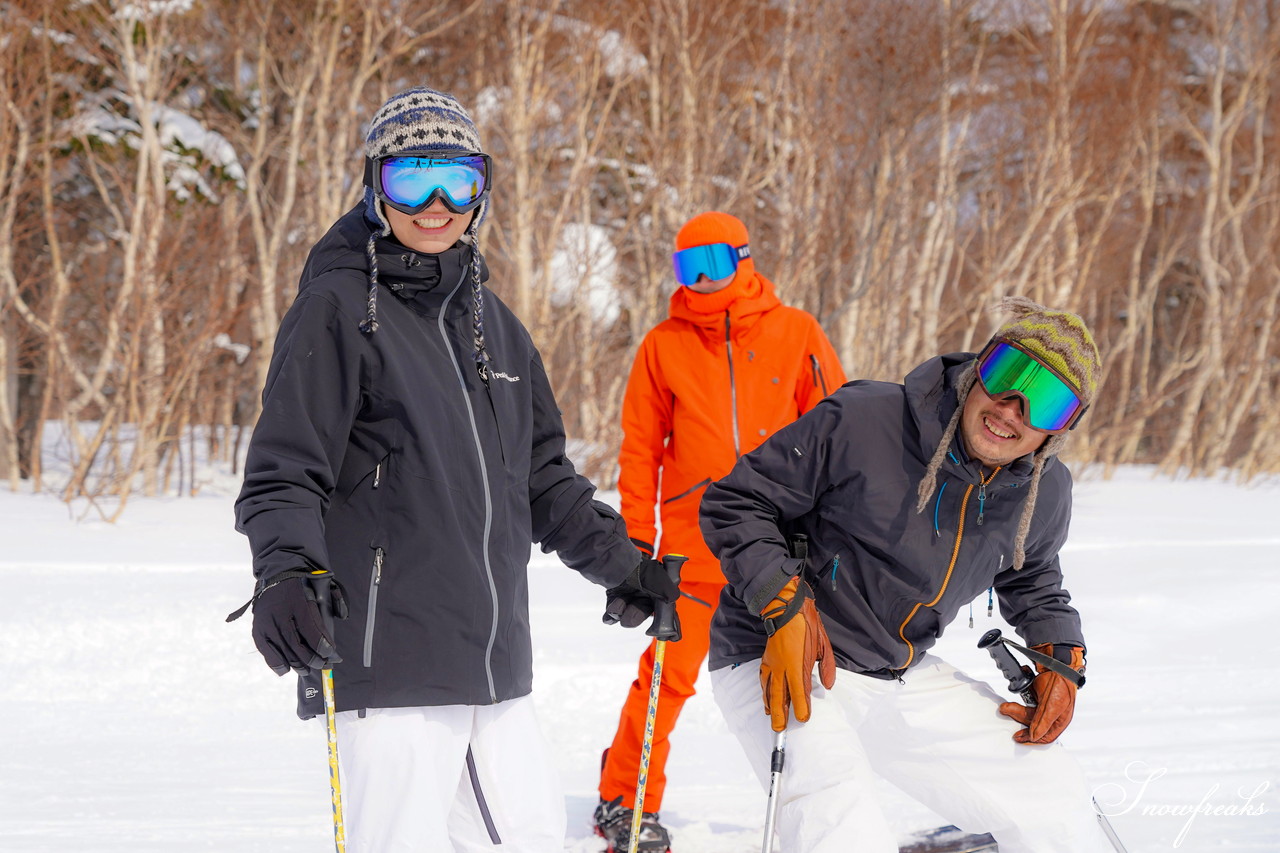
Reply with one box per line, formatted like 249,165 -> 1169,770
5,466 -> 1278,851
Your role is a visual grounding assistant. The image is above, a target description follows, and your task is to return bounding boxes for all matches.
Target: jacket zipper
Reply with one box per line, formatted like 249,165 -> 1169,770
439,272 -> 500,703
363,546 -> 383,667
725,314 -> 741,458
810,354 -> 829,396
363,460 -> 385,667
896,466 -> 1001,670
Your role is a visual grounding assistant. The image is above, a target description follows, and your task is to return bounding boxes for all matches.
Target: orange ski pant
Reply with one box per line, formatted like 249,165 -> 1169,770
598,578 -> 724,811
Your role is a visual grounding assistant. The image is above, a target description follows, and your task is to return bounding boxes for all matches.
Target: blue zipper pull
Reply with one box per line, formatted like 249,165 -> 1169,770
977,481 -> 987,526
829,555 -> 840,591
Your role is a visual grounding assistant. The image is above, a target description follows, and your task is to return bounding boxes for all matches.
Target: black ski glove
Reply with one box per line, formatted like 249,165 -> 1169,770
603,558 -> 681,632
231,569 -> 348,676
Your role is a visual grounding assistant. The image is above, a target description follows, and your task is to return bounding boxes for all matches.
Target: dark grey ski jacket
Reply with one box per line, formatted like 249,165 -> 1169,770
701,354 -> 1085,677
235,205 -> 640,715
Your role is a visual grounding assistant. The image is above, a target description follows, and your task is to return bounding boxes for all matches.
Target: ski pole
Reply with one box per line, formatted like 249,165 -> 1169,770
978,628 -> 1085,691
977,628 -> 1036,704
978,630 -> 1126,852
761,729 -> 787,853
629,553 -> 686,853
322,668 -> 347,853
1093,797 -> 1130,853
761,534 -> 808,853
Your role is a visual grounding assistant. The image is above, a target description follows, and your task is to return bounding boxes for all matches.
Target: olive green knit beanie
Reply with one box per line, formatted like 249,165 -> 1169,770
994,297 -> 1101,404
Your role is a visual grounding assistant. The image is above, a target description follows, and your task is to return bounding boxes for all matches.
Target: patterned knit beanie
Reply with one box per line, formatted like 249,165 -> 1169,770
358,87 -> 491,370
915,296 -> 1101,570
363,87 -> 485,235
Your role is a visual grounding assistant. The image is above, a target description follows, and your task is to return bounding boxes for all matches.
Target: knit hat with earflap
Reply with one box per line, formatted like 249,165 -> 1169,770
360,87 -> 491,370
915,296 -> 1101,570
674,211 -> 759,314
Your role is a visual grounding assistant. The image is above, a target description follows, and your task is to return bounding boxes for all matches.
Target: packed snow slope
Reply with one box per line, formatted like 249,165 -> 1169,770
5,467 -> 1277,851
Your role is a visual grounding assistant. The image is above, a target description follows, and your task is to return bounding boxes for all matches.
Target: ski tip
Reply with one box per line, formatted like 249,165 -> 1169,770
899,825 -> 998,853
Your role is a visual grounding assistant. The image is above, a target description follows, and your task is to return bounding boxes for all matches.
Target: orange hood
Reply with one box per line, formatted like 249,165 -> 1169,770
669,269 -> 782,336
668,210 -> 781,335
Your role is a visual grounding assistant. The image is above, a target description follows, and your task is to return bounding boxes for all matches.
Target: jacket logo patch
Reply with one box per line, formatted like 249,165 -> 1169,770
491,371 -> 521,383
305,687 -> 319,699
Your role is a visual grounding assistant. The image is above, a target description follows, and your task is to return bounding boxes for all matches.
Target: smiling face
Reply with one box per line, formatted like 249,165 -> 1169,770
385,199 -> 474,254
959,385 -> 1050,468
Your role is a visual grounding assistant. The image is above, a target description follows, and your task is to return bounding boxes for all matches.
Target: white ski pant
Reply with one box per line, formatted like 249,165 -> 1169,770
711,654 -> 1111,853
334,696 -> 565,852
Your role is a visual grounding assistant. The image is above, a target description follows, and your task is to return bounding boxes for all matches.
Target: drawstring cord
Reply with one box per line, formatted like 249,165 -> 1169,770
933,482 -> 947,537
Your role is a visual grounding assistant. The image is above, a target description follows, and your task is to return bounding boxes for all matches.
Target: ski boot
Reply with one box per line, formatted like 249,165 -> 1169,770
593,795 -> 672,852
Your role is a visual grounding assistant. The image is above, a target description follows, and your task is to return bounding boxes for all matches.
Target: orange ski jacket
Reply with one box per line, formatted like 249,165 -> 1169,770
619,272 -> 846,583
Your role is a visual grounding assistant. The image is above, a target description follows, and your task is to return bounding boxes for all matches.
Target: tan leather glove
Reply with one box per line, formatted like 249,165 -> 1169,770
998,643 -> 1085,744
759,577 -> 837,732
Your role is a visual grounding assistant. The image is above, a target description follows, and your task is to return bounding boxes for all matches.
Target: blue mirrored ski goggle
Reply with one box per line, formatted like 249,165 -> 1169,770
672,242 -> 750,286
976,339 -> 1087,433
364,152 -> 492,216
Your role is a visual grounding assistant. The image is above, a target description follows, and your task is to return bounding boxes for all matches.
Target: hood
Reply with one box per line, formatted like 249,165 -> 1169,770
299,204 -> 377,286
904,352 -> 1042,487
668,268 -> 783,336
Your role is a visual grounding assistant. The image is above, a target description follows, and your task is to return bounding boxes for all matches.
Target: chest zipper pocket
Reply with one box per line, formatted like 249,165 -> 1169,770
662,477 -> 712,505
820,554 -> 841,592
363,546 -> 384,667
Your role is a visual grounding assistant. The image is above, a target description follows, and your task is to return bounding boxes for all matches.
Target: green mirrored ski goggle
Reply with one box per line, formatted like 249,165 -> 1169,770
975,339 -> 1087,433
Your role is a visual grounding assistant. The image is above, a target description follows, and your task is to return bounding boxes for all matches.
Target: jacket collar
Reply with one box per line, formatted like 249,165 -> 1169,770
377,240 -> 485,318
667,270 -> 782,337
299,205 -> 486,320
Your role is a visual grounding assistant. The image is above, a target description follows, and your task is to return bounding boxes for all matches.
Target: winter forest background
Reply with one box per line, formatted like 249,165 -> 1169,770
2,0 -> 1280,514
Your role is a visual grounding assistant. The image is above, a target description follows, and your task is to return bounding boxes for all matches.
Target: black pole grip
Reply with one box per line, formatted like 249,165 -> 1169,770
978,629 -> 1034,695
646,554 -> 686,640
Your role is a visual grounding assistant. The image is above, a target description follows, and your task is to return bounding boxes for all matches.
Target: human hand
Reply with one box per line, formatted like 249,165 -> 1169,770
998,643 -> 1085,744
250,570 -> 347,675
602,558 -> 680,631
759,577 -> 836,732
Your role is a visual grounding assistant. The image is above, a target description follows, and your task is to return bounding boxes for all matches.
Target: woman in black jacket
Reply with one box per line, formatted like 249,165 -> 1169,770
233,86 -> 674,852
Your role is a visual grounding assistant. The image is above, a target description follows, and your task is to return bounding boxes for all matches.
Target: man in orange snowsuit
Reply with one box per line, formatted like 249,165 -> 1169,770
594,211 -> 847,851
